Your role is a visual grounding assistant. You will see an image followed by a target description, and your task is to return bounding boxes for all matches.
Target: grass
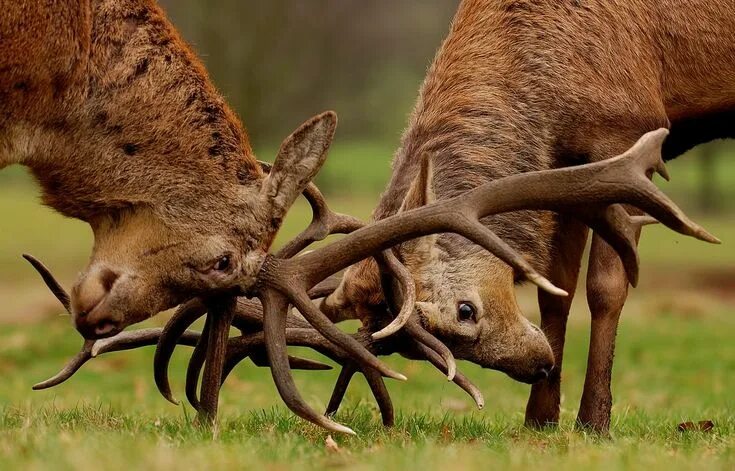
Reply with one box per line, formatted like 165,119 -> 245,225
1,144 -> 735,469
1,308 -> 733,469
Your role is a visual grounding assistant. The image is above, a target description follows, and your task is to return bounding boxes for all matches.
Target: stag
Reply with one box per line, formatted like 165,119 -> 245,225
1,0 -> 409,427
319,0 -> 734,433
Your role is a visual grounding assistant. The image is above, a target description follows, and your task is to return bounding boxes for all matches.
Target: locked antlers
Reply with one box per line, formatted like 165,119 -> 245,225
27,127 -> 717,435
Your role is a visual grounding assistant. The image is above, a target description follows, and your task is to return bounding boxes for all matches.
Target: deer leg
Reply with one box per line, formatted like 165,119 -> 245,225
525,219 -> 588,428
577,230 -> 638,434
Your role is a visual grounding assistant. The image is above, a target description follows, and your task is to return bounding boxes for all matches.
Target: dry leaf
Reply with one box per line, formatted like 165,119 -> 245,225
677,420 -> 714,432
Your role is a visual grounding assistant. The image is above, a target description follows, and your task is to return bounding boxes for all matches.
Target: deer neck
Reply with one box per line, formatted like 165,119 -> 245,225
12,0 -> 261,222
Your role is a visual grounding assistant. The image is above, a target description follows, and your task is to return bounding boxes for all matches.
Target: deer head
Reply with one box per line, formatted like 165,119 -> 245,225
324,156 -> 554,383
61,111 -> 337,339
322,130 -> 719,384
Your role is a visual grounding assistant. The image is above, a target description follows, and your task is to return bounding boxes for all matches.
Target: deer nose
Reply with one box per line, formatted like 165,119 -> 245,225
72,267 -> 121,338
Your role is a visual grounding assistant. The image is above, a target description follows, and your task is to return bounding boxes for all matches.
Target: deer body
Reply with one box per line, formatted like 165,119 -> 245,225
327,0 -> 734,432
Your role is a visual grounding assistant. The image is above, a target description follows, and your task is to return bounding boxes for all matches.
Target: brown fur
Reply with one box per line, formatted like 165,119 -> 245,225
328,0 -> 735,430
1,1 -> 336,339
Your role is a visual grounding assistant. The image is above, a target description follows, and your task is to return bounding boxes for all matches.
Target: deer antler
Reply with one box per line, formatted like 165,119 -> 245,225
25,259 -> 331,393
26,129 -> 717,435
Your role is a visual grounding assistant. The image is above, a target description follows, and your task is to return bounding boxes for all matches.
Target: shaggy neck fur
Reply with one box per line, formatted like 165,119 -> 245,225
374,0 -> 735,277
1,0 -> 263,226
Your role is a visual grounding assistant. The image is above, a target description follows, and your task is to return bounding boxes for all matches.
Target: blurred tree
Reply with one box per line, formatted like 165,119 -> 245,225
158,0 -> 458,147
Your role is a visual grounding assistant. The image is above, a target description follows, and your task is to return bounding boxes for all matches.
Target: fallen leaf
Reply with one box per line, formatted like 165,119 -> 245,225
677,420 -> 714,432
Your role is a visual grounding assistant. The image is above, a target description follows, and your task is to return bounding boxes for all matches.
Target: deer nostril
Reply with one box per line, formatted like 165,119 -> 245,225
94,320 -> 120,337
99,268 -> 121,292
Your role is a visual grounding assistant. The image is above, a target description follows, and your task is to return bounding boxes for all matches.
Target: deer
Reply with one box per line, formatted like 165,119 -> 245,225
7,0 -> 718,435
0,0 -> 413,420
318,0 -> 733,434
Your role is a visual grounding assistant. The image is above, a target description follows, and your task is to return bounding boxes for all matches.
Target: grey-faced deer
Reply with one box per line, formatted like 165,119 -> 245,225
323,0 -> 733,433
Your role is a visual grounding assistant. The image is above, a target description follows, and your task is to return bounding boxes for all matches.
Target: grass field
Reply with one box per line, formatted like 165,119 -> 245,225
1,149 -> 734,469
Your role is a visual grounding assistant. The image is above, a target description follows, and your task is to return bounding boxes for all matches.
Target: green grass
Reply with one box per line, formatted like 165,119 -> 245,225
0,308 -> 733,469
2,144 -> 735,469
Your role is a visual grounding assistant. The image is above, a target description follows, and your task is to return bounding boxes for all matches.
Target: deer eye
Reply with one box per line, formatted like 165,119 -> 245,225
212,255 -> 231,272
457,302 -> 476,322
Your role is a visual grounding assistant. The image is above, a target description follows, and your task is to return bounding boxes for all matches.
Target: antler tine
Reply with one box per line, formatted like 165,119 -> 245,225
257,161 -> 363,260
284,281 -> 406,381
579,204 -> 664,287
185,316 -> 210,412
23,254 -> 71,313
34,328 -> 201,391
287,129 -> 717,298
325,365 -> 357,418
248,351 -> 333,372
376,251 -> 457,381
590,129 -> 719,244
276,180 -> 364,259
222,327 -> 345,387
33,340 -> 94,390
91,328 -> 200,357
221,336 -> 333,388
412,341 -> 485,410
404,318 -> 457,381
308,273 -> 343,300
371,251 -> 417,341
197,299 -> 235,424
362,367 -> 395,426
154,299 -> 208,405
579,204 -> 643,286
260,288 -> 357,435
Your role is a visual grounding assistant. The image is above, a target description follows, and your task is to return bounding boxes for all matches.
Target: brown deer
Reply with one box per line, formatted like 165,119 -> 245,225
2,0 -> 552,433
0,0 -> 335,338
7,0 -> 719,434
322,0 -> 733,433
1,0 -> 420,420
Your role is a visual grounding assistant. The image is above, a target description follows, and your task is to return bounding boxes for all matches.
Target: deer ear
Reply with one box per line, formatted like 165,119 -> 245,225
397,154 -> 438,262
399,154 -> 436,212
259,112 -> 337,245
